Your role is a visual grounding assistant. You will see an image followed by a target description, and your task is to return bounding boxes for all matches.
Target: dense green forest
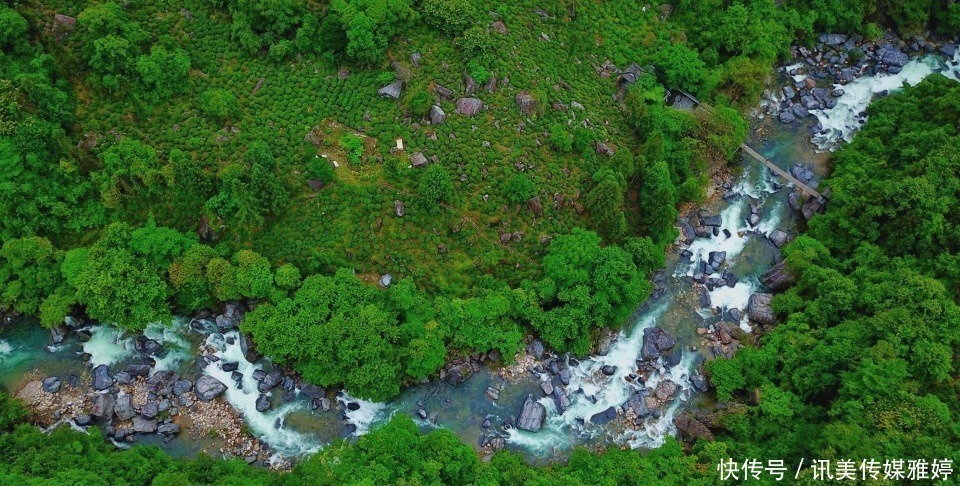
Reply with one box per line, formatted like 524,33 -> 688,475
2,0 -> 960,482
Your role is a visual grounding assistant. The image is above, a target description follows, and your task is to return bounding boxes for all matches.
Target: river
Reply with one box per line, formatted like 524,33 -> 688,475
1,45 -> 957,465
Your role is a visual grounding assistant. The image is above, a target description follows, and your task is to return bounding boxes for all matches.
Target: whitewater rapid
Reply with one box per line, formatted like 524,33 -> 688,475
812,46 -> 960,150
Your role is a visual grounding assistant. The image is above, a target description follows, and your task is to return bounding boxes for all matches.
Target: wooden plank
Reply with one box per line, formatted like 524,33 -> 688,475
739,144 -> 824,199
681,97 -> 826,201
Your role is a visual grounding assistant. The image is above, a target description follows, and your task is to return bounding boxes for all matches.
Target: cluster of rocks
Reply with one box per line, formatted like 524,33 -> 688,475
770,33 -> 958,126
695,318 -> 750,360
616,328 -> 710,434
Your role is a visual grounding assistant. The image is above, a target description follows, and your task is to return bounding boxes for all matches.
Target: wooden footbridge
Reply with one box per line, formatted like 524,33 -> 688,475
668,89 -> 827,201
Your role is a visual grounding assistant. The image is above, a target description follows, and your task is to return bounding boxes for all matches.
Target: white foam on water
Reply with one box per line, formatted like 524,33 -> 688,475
783,63 -> 804,74
623,352 -> 697,448
203,331 -> 322,457
0,340 -> 11,357
83,326 -> 135,367
811,54 -> 954,150
143,318 -> 191,374
755,200 -> 784,237
337,392 -> 388,436
707,280 -> 757,315
681,200 -> 751,278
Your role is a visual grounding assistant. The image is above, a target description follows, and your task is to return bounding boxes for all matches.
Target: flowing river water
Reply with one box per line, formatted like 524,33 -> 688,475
1,47 -> 957,464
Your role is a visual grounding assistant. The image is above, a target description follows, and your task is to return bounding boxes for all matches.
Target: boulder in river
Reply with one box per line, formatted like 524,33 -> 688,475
553,387 -> 571,414
92,365 -> 113,391
516,396 -> 546,432
157,423 -> 180,436
91,393 -> 115,420
132,416 -> 157,434
42,376 -> 61,393
747,293 -> 777,326
689,374 -> 709,393
526,339 -> 545,358
590,406 -> 618,425
760,259 -> 796,292
141,401 -> 159,419
256,394 -> 271,412
172,379 -> 193,396
768,230 -> 790,248
216,302 -> 245,329
115,395 -> 135,421
194,375 -> 227,401
444,360 -> 476,387
641,327 -> 676,361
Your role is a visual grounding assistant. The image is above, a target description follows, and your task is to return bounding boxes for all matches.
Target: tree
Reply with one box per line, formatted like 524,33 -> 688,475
585,168 -> 627,240
548,123 -> 573,153
135,45 -> 191,104
638,160 -> 678,245
0,237 -> 65,317
534,228 -> 647,354
0,6 -> 28,50
199,89 -> 239,123
418,164 -> 454,207
77,2 -> 149,85
653,44 -> 706,93
503,173 -> 535,204
93,139 -> 165,210
242,269 -> 413,400
330,0 -> 417,64
71,223 -> 177,330
457,26 -> 495,63
420,0 -> 478,35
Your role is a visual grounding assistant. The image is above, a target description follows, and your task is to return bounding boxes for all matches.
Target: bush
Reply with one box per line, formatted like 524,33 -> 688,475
199,89 -> 239,123
339,134 -> 364,164
420,0 -> 478,35
503,174 -> 534,205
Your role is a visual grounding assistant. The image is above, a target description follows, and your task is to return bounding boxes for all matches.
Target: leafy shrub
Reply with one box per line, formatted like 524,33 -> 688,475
503,174 -> 534,204
199,89 -> 239,123
339,134 -> 364,164
420,0 -> 479,35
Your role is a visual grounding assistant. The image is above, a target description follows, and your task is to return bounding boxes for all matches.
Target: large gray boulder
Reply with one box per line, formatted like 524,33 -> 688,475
172,379 -> 193,396
516,396 -> 546,432
132,416 -> 157,434
768,230 -> 790,248
42,376 -> 61,393
444,360 -> 476,387
760,259 -> 796,292
515,91 -> 537,115
378,80 -> 403,99
216,302 -> 245,329
92,365 -> 113,391
157,423 -> 180,436
194,375 -> 227,401
256,394 -> 271,412
115,395 -> 135,421
879,45 -> 909,67
641,327 -> 676,361
456,97 -> 483,116
747,293 -> 777,326
590,406 -> 618,425
429,105 -> 445,125
91,393 -> 115,420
